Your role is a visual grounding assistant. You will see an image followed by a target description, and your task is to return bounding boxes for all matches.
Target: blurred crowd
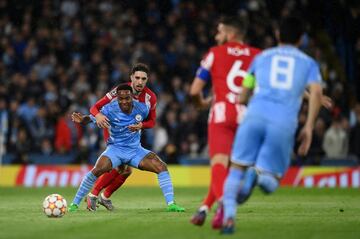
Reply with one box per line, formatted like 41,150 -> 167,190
0,0 -> 359,165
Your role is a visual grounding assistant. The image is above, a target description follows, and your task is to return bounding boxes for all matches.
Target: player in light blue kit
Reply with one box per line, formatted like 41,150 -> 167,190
68,84 -> 185,212
221,17 -> 323,234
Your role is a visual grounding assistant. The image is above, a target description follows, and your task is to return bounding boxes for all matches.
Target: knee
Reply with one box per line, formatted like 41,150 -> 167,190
211,154 -> 229,167
92,164 -> 111,177
257,173 -> 279,194
92,167 -> 105,177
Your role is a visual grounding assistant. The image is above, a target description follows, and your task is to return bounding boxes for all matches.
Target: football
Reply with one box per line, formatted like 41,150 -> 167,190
42,194 -> 67,218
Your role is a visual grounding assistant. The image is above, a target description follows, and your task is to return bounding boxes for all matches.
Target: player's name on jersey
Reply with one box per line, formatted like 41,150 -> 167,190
227,47 -> 250,56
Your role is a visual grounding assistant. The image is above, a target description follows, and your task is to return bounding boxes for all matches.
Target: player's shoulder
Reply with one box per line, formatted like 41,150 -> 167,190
214,42 -> 261,57
142,87 -> 157,101
143,86 -> 156,96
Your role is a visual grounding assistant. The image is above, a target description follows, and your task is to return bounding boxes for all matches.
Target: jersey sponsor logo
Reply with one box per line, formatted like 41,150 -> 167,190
135,114 -> 143,122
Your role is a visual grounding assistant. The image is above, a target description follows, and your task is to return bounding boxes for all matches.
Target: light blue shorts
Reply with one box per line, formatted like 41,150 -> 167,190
99,144 -> 152,168
231,115 -> 295,177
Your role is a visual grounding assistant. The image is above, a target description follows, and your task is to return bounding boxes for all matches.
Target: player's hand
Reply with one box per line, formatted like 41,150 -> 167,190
321,95 -> 333,110
297,125 -> 313,156
199,96 -> 212,110
95,113 -> 110,129
71,112 -> 84,124
128,122 -> 143,132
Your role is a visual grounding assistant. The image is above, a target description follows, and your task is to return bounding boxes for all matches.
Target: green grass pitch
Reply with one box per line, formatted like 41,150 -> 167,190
0,187 -> 359,239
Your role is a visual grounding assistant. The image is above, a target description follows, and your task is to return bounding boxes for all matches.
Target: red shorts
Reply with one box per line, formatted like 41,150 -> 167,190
207,102 -> 246,158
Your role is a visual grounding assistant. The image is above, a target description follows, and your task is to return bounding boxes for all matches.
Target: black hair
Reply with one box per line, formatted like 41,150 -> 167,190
279,16 -> 304,44
116,83 -> 132,93
220,16 -> 248,36
130,63 -> 150,76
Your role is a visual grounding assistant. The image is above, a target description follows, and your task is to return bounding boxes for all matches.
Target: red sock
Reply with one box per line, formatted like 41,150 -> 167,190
202,188 -> 216,209
103,173 -> 129,198
211,163 -> 228,200
91,169 -> 119,196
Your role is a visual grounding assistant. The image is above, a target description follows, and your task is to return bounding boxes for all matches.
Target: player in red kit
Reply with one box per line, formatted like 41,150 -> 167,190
86,63 -> 157,211
189,16 -> 261,228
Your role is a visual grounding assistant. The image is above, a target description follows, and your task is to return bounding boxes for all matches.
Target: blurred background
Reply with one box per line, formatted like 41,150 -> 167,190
0,0 -> 359,168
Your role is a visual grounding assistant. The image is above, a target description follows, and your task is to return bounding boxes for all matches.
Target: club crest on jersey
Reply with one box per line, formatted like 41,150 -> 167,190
135,114 -> 143,122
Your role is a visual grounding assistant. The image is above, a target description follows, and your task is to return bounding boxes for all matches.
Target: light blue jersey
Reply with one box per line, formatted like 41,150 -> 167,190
93,100 -> 149,148
91,100 -> 150,168
246,45 -> 322,131
232,45 -> 322,176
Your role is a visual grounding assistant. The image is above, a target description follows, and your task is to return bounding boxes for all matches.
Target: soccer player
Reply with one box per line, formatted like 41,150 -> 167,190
87,63 -> 157,211
68,84 -> 184,212
221,16 -> 323,234
189,16 -> 261,228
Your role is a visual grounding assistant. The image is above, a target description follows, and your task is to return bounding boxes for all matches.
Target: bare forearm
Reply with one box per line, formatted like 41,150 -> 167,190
305,85 -> 322,129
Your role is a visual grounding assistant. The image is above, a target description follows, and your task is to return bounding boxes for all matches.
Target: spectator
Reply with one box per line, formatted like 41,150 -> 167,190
349,103 -> 360,160
54,108 -> 82,154
0,0 -> 358,165
0,98 -> 8,161
323,117 -> 349,159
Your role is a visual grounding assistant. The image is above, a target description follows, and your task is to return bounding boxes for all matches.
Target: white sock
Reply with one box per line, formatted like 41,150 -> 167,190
199,205 -> 209,213
88,193 -> 97,198
101,192 -> 109,200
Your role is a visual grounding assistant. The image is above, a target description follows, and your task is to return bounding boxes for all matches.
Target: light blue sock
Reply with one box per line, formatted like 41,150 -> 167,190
157,171 -> 174,205
223,168 -> 244,222
72,172 -> 98,205
237,167 -> 257,204
258,173 -> 279,194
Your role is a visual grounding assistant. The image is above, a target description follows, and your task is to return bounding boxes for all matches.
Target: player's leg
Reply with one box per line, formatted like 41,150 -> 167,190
255,123 -> 295,195
210,153 -> 230,229
191,123 -> 232,227
221,117 -> 264,234
91,169 -> 119,197
99,166 -> 132,211
69,155 -> 113,212
191,187 -> 216,226
135,149 -> 185,212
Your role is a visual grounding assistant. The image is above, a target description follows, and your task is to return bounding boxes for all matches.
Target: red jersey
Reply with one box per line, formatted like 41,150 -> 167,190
199,42 -> 261,124
90,83 -> 157,140
197,42 -> 260,157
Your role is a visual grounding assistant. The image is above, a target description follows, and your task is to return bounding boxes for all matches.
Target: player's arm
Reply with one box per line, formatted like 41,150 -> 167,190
189,77 -> 212,109
298,83 -> 323,156
141,93 -> 157,129
71,112 -> 92,125
90,94 -> 113,129
303,90 -> 333,109
190,51 -> 213,109
238,74 -> 256,104
128,93 -> 157,132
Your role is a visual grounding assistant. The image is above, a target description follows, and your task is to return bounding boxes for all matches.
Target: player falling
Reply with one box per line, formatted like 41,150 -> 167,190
68,84 -> 184,213
189,16 -> 260,228
221,16 -> 323,234
86,63 -> 157,211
